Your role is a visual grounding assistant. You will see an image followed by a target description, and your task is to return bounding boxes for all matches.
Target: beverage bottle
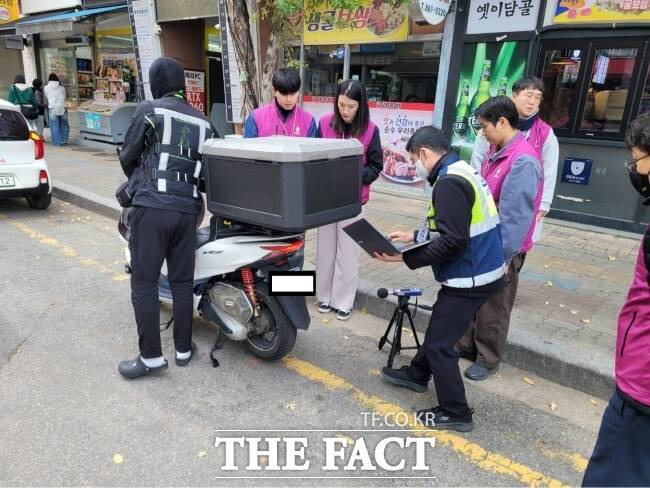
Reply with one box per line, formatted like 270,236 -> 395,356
453,79 -> 471,141
498,77 -> 508,95
467,60 -> 492,143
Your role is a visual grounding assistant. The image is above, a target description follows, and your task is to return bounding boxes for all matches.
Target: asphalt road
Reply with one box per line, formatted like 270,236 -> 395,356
0,198 -> 606,487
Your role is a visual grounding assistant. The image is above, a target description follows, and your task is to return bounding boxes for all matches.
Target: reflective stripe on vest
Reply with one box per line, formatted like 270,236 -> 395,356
427,161 -> 500,238
153,107 -> 212,198
427,160 -> 505,288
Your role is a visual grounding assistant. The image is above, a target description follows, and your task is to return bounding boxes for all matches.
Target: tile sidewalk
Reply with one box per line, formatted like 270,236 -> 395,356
43,142 -> 641,399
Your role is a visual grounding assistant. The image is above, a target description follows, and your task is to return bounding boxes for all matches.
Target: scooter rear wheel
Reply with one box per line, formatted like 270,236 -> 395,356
246,286 -> 297,361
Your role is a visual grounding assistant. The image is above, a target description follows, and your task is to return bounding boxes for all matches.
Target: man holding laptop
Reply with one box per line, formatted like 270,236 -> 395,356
372,126 -> 506,433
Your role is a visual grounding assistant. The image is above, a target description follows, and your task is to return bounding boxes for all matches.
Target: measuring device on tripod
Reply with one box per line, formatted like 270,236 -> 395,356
377,287 -> 429,368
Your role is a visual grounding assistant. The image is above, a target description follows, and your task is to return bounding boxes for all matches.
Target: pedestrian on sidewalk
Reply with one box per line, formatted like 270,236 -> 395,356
243,68 -> 317,270
315,79 -> 384,321
377,126 -> 506,433
44,73 -> 69,146
457,96 -> 542,381
582,113 -> 650,486
32,79 -> 48,137
470,77 -> 559,242
8,74 -> 38,131
117,57 -> 214,379
243,68 -> 317,138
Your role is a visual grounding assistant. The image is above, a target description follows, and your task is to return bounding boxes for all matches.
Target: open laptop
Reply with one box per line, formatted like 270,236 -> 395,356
343,218 -> 434,257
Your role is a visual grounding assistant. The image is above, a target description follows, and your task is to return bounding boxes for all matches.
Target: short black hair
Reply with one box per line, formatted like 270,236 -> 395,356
331,79 -> 370,138
32,78 -> 42,89
405,126 -> 450,155
272,68 -> 301,95
476,96 -> 519,128
513,76 -> 545,95
626,112 -> 650,154
48,73 -> 59,82
14,74 -> 25,84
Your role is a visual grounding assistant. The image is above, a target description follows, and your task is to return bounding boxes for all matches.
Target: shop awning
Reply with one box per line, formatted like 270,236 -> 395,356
15,4 -> 127,35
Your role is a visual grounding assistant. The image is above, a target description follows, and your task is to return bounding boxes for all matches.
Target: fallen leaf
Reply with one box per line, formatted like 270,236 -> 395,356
545,281 -> 553,287
545,301 -> 551,305
544,264 -> 550,269
549,402 -> 557,411
343,336 -> 350,340
286,402 -> 297,410
523,377 -> 536,386
322,318 -> 332,325
559,304 -> 566,308
608,256 -> 616,261
590,399 -> 598,407
113,453 -> 124,464
570,310 -> 579,315
581,319 -> 591,324
85,216 -> 90,220
361,307 -> 368,315
368,368 -> 381,376
198,451 -> 208,458
493,373 -> 502,378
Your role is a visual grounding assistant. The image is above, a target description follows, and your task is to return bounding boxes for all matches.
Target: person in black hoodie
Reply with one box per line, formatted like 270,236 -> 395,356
118,57 -> 215,379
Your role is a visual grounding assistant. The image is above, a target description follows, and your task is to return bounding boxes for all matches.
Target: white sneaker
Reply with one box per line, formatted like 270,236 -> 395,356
336,309 -> 352,321
318,302 -> 332,313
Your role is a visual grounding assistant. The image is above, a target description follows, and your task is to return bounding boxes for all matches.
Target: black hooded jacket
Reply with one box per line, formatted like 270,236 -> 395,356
119,57 -> 215,215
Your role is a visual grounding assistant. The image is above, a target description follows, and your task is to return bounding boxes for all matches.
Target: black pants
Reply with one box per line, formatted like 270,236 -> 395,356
408,288 -> 489,417
129,206 -> 197,359
582,391 -> 650,486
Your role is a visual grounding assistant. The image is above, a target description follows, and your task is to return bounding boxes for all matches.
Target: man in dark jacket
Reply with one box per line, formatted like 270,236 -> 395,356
377,126 -> 505,433
118,57 -> 214,379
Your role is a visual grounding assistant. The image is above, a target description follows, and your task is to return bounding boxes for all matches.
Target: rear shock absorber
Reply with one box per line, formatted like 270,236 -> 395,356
241,267 -> 261,318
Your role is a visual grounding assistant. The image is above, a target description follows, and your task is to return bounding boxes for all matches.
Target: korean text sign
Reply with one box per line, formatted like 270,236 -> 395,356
466,0 -> 540,33
303,0 -> 409,45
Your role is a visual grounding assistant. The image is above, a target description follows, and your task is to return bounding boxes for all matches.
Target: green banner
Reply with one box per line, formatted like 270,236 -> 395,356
451,41 -> 528,162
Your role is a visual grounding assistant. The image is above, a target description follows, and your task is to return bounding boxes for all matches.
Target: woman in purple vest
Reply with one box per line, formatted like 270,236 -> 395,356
243,68 -> 317,138
316,80 -> 384,321
582,113 -> 650,486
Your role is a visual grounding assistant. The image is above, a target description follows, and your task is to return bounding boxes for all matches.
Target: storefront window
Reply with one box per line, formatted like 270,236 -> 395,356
540,49 -> 583,130
580,48 -> 637,133
41,48 -> 77,105
638,65 -> 650,117
302,45 -> 345,97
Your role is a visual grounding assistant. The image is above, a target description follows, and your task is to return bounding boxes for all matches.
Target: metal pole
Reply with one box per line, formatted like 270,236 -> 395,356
343,43 -> 350,81
299,39 -> 305,107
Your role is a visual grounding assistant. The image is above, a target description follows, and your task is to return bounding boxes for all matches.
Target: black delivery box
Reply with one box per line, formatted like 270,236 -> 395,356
202,136 -> 364,232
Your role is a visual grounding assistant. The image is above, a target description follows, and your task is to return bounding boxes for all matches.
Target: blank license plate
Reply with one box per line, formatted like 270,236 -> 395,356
0,176 -> 15,187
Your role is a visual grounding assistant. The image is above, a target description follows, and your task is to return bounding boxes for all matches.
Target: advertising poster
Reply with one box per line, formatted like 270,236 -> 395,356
0,0 -> 19,23
450,41 -> 528,162
184,70 -> 206,114
304,96 -> 434,189
555,0 -> 650,22
304,0 -> 409,45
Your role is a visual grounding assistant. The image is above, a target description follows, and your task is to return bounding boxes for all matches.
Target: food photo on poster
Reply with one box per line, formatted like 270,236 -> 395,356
303,96 -> 433,189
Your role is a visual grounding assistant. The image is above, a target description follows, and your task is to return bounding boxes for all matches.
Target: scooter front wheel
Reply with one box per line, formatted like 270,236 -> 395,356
246,286 -> 297,361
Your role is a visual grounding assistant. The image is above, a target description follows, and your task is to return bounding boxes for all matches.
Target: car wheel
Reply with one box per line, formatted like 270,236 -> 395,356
26,193 -> 52,210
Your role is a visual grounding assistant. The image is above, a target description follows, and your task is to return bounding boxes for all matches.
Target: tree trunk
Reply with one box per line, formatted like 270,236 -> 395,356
226,0 -> 260,120
260,30 -> 283,105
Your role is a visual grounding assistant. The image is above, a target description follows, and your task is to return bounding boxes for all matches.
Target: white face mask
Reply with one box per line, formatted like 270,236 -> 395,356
415,159 -> 429,181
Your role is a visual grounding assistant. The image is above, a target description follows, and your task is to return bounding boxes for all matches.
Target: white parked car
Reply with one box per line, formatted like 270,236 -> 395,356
0,99 -> 51,209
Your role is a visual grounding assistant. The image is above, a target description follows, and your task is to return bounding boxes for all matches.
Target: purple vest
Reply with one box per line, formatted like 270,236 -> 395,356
319,113 -> 376,205
252,103 -> 314,137
482,132 -> 543,253
525,117 -> 552,161
616,231 -> 650,407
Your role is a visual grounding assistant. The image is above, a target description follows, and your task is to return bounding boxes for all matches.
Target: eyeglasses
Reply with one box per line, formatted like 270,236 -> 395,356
519,92 -> 543,103
624,154 -> 650,172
